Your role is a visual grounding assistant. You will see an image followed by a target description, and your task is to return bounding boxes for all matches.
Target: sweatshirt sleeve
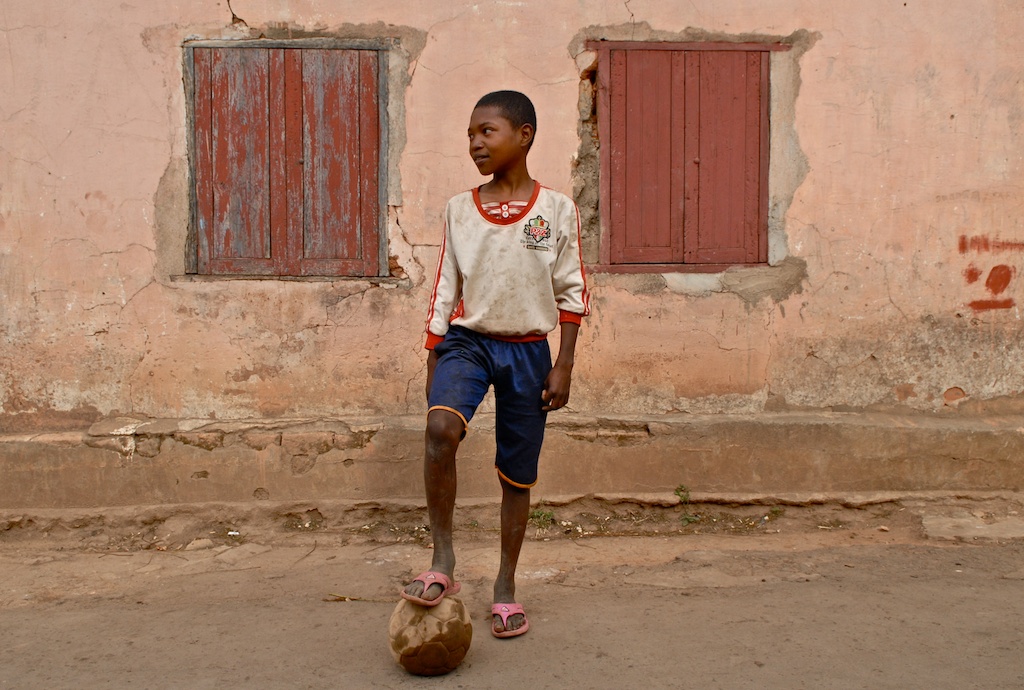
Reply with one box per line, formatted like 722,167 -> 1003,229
552,198 -> 590,322
423,207 -> 462,349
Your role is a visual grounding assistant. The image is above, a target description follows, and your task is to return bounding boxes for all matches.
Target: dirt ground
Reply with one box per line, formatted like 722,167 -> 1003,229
2,495 -> 1024,689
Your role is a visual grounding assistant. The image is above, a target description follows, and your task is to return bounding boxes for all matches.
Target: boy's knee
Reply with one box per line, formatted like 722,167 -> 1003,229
426,409 -> 466,449
499,476 -> 531,495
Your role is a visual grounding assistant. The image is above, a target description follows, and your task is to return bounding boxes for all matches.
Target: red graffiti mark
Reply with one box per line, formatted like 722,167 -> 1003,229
959,234 -> 1024,254
963,264 -> 982,283
962,259 -> 1018,312
968,298 -> 1015,311
985,264 -> 1014,294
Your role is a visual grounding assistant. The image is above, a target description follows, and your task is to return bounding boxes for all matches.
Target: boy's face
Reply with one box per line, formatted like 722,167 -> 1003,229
468,105 -> 532,176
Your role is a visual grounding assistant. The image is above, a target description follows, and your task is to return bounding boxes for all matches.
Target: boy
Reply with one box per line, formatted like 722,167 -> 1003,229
402,90 -> 590,638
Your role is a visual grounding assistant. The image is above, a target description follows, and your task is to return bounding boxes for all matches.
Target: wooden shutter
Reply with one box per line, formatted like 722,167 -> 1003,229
605,45 -> 768,267
192,46 -> 381,276
683,50 -> 768,265
293,49 -> 379,276
194,47 -> 278,275
608,49 -> 686,264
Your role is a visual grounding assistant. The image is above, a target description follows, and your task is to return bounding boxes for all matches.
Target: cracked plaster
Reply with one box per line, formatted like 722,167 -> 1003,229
4,2 -> 1024,508
4,2 -> 1024,435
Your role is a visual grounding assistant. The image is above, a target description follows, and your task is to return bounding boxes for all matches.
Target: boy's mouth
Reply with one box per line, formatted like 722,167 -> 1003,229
473,155 -> 489,166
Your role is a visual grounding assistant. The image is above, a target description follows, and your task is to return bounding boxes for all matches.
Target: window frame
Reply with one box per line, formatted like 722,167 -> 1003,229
587,40 -> 790,274
183,38 -> 391,278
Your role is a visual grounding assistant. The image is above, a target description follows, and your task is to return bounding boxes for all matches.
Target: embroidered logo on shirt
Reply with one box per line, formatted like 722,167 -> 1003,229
522,215 -> 552,251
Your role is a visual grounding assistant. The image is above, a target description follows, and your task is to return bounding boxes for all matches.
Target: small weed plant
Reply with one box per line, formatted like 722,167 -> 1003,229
528,508 -> 555,530
674,484 -> 700,525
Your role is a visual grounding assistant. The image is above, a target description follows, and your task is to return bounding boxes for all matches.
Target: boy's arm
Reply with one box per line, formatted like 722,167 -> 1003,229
424,208 -> 462,349
542,321 -> 579,411
551,200 -> 590,321
543,198 -> 589,411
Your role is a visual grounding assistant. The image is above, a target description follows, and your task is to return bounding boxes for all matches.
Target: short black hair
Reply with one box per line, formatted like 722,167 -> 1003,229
474,90 -> 537,133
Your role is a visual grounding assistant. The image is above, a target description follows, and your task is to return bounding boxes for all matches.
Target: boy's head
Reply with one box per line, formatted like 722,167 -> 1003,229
468,90 -> 536,176
473,90 -> 537,144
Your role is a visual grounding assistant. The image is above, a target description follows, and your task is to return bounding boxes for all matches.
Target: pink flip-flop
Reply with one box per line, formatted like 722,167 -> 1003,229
400,571 -> 461,607
491,603 -> 529,638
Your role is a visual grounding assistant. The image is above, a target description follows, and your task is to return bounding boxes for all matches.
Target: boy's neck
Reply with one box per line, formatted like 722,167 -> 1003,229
478,166 -> 535,202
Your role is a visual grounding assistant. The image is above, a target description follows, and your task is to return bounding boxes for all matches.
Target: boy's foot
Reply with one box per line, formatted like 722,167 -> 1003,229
401,570 -> 460,607
491,602 -> 529,638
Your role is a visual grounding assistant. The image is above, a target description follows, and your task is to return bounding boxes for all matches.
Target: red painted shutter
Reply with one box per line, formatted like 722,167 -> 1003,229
606,47 -> 768,266
609,49 -> 685,264
683,50 -> 768,265
195,47 -> 279,275
296,49 -> 379,276
193,47 -> 380,277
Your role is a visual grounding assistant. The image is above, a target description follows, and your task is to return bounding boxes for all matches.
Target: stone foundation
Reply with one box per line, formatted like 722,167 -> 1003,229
2,412 -> 1021,509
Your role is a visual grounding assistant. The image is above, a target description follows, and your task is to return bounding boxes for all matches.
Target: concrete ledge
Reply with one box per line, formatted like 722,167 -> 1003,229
1,412 -> 1022,509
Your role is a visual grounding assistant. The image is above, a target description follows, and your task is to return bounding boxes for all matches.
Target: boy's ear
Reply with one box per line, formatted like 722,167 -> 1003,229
519,123 -> 535,149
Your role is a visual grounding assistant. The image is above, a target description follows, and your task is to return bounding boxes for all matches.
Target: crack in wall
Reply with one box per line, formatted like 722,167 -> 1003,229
126,327 -> 151,415
225,0 -> 249,29
623,0 -> 636,38
880,261 -> 911,321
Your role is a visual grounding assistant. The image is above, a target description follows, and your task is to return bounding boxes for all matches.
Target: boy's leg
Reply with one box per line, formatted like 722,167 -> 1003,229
491,338 -> 550,634
405,327 -> 492,602
403,409 -> 464,602
493,477 -> 530,633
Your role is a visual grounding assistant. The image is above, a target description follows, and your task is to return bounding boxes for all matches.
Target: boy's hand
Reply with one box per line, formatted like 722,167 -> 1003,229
541,362 -> 572,411
542,321 -> 580,412
425,350 -> 439,402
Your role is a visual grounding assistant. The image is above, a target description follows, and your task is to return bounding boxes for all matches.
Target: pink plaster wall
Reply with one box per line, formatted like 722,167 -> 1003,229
2,1 -> 1024,433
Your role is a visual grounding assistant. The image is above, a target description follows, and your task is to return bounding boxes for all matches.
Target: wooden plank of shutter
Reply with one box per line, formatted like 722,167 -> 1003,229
739,49 -> 768,264
282,49 -> 304,276
685,50 -> 767,264
205,48 -> 277,275
357,49 -> 381,277
754,51 -> 769,263
268,49 -> 289,275
669,50 -> 687,264
193,47 -> 214,274
608,48 -> 629,264
620,49 -> 646,262
298,49 -> 379,276
640,51 -> 672,255
682,51 -> 701,265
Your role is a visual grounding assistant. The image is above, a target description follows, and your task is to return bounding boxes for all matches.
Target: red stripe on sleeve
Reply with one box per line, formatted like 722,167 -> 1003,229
573,200 -> 591,316
423,221 -> 448,333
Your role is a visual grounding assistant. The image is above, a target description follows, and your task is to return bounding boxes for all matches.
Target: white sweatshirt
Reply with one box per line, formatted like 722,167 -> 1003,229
425,184 -> 590,348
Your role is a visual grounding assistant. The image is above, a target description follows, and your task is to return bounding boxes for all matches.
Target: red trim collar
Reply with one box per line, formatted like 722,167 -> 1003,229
472,182 -> 541,225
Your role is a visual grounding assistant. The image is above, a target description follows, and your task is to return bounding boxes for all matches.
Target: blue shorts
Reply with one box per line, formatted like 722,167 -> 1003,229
428,326 -> 551,488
